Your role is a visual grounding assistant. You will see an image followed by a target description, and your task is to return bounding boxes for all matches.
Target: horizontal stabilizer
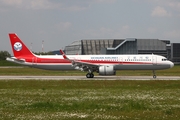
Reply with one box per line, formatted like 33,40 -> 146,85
6,57 -> 25,63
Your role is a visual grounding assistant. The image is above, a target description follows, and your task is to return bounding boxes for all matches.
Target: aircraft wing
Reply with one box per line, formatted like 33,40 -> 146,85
60,50 -> 99,71
71,59 -> 99,67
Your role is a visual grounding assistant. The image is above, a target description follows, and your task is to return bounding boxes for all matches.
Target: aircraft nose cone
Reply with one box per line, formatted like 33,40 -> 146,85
170,62 -> 174,68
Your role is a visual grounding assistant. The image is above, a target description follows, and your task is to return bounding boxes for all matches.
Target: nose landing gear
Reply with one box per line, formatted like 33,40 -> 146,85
152,70 -> 156,79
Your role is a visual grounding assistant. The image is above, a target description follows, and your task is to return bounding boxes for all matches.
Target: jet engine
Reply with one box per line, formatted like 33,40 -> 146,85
99,65 -> 116,75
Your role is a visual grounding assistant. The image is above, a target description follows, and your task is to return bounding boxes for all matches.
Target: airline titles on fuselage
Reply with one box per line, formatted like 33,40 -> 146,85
90,56 -> 151,61
91,56 -> 118,60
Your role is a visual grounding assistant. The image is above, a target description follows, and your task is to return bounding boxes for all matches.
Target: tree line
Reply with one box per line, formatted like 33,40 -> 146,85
0,51 -> 11,60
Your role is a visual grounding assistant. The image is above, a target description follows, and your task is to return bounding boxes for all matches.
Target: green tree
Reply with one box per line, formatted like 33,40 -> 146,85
0,51 -> 11,60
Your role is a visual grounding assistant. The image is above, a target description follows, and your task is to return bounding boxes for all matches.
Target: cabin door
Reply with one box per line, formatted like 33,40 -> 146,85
152,56 -> 157,65
118,57 -> 123,65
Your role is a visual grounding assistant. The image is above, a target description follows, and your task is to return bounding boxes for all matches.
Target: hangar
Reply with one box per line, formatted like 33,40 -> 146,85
171,43 -> 180,63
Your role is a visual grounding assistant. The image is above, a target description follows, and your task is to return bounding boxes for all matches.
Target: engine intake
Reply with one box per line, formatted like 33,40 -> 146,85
99,65 -> 116,75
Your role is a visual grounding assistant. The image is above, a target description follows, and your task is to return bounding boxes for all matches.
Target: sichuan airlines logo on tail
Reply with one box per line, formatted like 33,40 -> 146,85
14,42 -> 22,51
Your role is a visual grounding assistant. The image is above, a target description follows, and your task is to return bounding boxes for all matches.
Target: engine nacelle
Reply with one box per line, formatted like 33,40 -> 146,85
99,65 -> 116,75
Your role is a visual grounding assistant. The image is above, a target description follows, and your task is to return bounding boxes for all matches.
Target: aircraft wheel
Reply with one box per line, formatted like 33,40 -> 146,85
86,73 -> 91,78
86,73 -> 94,78
90,73 -> 94,78
152,70 -> 156,79
153,75 -> 156,79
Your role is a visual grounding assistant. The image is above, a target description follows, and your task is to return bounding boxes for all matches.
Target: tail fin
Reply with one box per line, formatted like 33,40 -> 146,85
9,33 -> 34,57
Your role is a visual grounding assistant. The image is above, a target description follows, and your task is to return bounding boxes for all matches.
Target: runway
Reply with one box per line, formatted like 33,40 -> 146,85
0,76 -> 180,80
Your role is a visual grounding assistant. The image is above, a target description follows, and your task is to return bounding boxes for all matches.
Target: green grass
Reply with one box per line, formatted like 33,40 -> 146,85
0,80 -> 180,120
0,65 -> 180,76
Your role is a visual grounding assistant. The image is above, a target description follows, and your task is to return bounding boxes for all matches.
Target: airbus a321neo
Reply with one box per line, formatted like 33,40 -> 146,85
6,33 -> 174,78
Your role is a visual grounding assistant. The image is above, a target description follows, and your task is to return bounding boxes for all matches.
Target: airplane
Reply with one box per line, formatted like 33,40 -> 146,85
6,33 -> 174,78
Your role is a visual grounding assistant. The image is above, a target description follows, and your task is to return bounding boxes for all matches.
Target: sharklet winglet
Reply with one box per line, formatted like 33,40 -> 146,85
60,50 -> 69,60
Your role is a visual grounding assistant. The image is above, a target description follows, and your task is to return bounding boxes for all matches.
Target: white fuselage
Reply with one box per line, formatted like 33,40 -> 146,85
13,54 -> 173,71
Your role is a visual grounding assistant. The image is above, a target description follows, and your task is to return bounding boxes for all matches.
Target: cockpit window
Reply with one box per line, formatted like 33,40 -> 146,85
162,59 -> 167,61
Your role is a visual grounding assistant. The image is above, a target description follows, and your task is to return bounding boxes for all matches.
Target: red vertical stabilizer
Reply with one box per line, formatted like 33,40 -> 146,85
9,33 -> 34,58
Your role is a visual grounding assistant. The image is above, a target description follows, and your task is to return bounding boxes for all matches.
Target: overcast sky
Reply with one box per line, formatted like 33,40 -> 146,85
0,0 -> 180,54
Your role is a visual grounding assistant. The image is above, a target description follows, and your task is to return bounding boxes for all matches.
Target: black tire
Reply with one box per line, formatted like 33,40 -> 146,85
153,75 -> 156,79
90,74 -> 94,78
86,73 -> 90,78
86,73 -> 94,78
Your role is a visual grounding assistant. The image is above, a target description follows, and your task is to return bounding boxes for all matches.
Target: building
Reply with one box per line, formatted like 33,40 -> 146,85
171,43 -> 180,64
64,40 -> 82,55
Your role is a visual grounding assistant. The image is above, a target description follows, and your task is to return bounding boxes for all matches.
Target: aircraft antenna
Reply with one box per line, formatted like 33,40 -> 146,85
42,40 -> 44,52
30,42 -> 33,51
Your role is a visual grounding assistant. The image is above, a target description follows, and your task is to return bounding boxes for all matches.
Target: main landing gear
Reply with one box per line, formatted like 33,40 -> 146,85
86,73 -> 94,78
86,69 -> 94,78
152,70 -> 156,79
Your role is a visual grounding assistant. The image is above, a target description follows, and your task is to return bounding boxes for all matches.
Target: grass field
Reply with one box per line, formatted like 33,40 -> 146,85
0,61 -> 179,119
0,80 -> 180,120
